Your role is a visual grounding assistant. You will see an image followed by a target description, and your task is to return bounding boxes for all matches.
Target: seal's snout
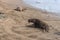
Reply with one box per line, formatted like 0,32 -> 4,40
28,19 -> 30,23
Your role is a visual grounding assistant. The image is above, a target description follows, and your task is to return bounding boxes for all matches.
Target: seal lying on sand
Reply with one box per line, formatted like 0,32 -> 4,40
28,18 -> 49,32
14,7 -> 21,11
14,7 -> 27,11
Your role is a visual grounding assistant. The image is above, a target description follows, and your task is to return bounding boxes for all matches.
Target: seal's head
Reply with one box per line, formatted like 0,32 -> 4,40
28,19 -> 40,24
28,19 -> 36,23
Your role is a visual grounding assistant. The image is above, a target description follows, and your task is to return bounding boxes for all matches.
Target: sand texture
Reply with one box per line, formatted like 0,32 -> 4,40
0,0 -> 60,40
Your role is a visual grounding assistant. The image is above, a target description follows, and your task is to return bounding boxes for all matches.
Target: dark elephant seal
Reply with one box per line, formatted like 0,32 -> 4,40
28,18 -> 49,32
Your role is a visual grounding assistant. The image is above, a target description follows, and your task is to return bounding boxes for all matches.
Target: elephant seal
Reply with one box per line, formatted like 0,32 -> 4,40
28,18 -> 49,32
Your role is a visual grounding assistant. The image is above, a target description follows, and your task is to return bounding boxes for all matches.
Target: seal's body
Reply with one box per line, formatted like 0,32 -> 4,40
28,19 -> 49,32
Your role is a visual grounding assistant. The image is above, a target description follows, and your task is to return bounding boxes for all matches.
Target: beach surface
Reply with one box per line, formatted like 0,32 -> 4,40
0,0 -> 60,40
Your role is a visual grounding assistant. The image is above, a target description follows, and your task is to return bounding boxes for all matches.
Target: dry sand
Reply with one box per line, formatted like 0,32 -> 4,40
0,0 -> 60,40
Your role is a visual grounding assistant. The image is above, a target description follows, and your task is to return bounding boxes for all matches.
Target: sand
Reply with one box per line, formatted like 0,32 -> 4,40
0,0 -> 60,40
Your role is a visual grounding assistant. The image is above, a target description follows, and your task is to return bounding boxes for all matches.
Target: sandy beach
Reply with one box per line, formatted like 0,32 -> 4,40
0,0 -> 60,40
